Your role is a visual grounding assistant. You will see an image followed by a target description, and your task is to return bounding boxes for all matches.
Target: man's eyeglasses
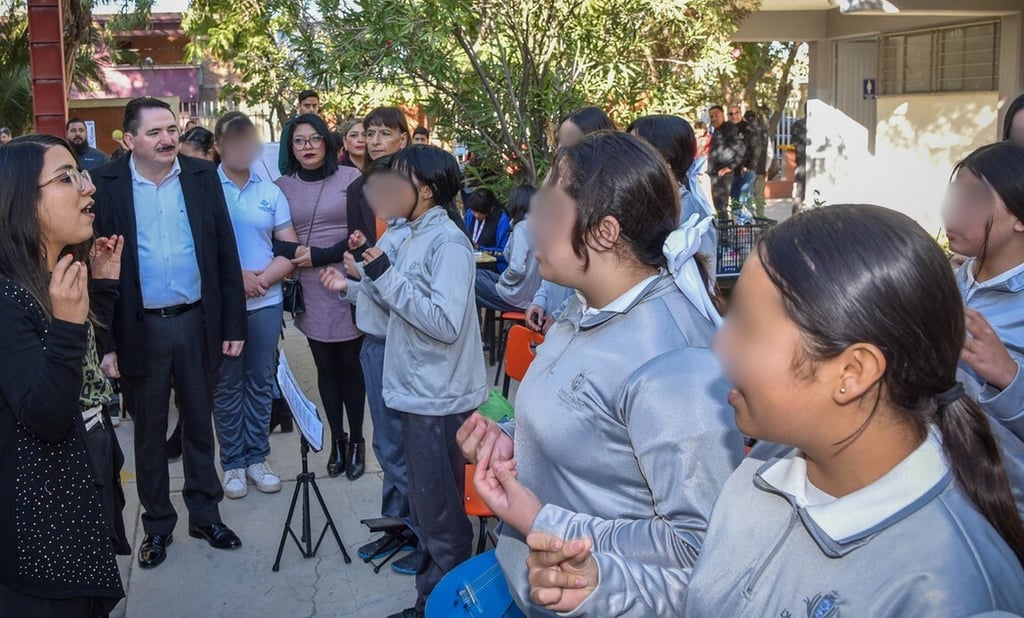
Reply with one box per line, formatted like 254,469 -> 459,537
292,135 -> 325,149
39,167 -> 92,192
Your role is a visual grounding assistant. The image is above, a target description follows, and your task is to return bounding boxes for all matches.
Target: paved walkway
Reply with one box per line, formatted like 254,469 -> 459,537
110,325 -> 428,618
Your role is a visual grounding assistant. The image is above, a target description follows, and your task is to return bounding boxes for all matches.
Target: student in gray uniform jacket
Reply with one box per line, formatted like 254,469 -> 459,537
943,143 -> 1024,514
457,132 -> 743,617
627,114 -> 718,279
321,157 -> 418,565
527,205 -> 1024,617
524,280 -> 572,333
358,145 -> 487,618
476,184 -> 543,313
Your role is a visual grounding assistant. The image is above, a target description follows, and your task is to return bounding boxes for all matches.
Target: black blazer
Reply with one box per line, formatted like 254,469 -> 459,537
91,154 -> 246,377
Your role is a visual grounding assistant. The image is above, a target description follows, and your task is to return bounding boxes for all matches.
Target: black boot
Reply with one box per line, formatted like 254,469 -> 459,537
346,439 -> 365,481
326,434 -> 348,478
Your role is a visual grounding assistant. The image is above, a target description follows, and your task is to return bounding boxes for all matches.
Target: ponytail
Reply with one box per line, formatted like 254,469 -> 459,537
937,392 -> 1024,567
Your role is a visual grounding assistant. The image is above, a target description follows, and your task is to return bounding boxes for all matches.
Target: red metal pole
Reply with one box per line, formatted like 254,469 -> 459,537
27,0 -> 67,137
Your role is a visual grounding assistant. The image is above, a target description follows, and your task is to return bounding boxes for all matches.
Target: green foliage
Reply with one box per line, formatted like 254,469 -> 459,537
0,3 -> 31,134
302,0 -> 756,195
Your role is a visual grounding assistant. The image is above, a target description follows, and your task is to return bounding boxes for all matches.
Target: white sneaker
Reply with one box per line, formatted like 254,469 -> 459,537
223,468 -> 248,499
246,462 -> 281,494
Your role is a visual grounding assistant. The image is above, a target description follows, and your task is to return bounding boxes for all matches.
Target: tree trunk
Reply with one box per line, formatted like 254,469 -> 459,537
61,0 -> 92,91
767,42 -> 802,138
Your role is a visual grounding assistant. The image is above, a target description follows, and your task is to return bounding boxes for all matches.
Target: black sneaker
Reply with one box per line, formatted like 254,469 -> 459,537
357,535 -> 415,561
386,608 -> 423,618
391,549 -> 422,575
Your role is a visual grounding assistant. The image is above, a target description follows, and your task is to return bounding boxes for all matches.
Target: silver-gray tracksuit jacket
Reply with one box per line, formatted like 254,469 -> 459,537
496,274 -> 745,616
364,207 -> 487,415
342,219 -> 411,339
496,218 -> 543,310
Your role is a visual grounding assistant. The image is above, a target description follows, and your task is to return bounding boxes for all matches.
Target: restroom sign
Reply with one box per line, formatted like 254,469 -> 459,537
863,78 -> 877,99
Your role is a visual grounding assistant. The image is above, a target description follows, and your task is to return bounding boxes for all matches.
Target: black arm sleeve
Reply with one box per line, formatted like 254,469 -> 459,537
0,298 -> 87,443
90,279 -> 120,357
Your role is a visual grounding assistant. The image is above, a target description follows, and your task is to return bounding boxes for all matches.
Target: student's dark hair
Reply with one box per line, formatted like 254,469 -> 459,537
298,89 -> 318,105
214,111 -> 255,143
708,105 -> 724,114
951,142 -> 1024,280
562,106 -> 616,135
180,126 -> 215,157
548,131 -> 677,272
758,204 -> 1024,568
0,135 -> 92,319
284,113 -> 339,177
507,184 -> 536,224
1003,93 -> 1024,141
388,145 -> 462,212
694,120 -> 708,131
465,188 -> 501,216
363,107 -> 411,154
413,126 -> 430,138
66,117 -> 86,131
627,115 -> 697,189
123,97 -> 174,135
0,127 -> 11,137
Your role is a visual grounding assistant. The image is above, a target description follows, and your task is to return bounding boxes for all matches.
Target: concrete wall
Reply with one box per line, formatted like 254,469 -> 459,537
874,92 -> 1000,229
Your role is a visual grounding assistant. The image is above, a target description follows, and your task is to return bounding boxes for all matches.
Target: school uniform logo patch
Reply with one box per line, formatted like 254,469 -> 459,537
557,372 -> 589,411
805,591 -> 841,618
259,199 -> 274,213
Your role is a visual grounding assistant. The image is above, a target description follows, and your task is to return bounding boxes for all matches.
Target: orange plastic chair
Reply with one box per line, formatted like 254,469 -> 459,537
502,325 -> 545,397
492,311 -> 529,385
464,464 -> 498,555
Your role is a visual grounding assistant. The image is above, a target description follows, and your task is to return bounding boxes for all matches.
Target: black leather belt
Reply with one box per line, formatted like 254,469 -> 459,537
144,300 -> 201,318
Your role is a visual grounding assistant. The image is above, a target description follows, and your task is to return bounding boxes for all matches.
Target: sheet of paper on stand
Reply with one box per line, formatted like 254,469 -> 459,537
276,351 -> 324,451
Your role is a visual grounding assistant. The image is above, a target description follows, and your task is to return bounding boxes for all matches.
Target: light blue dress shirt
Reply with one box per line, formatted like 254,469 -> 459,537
129,155 -> 202,309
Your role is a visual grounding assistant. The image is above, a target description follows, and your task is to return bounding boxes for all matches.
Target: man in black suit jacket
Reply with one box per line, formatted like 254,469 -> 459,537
92,97 -> 247,570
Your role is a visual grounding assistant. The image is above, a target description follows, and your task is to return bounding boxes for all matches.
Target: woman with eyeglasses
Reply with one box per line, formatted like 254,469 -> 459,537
0,135 -> 130,616
273,114 -> 369,480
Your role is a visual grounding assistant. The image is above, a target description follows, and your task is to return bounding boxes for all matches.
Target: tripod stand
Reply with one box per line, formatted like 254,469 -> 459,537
272,436 -> 352,571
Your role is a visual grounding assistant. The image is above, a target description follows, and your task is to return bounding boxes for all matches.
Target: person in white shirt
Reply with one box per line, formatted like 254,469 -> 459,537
211,112 -> 299,498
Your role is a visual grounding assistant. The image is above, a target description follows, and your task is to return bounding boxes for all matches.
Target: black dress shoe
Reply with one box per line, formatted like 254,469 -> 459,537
326,434 -> 348,478
138,533 -> 173,569
346,439 -> 365,481
188,523 -> 242,550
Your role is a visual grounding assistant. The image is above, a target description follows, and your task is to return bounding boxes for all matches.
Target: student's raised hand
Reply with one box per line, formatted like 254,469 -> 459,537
456,412 -> 513,465
349,230 -> 367,250
526,533 -> 597,613
50,254 -> 89,324
320,267 -> 349,294
292,245 -> 313,268
473,452 -> 540,537
963,308 -> 1019,390
525,304 -> 546,332
343,252 -> 361,280
90,235 -> 124,280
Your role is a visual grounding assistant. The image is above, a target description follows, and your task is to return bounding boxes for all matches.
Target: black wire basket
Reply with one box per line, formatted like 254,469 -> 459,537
716,217 -> 777,277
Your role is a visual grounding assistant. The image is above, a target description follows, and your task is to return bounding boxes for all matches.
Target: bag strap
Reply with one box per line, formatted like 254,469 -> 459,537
304,179 -> 329,247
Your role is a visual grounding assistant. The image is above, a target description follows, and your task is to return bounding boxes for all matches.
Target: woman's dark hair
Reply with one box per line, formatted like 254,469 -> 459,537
284,113 -> 339,177
562,106 -> 616,135
329,130 -> 344,153
548,131 -> 677,272
1003,93 -> 1024,141
627,115 -> 697,189
0,135 -> 92,318
507,184 -> 536,224
388,145 -> 462,214
466,188 -> 501,216
180,126 -> 214,157
951,142 -> 1024,278
363,106 -> 411,153
759,203 -> 1024,568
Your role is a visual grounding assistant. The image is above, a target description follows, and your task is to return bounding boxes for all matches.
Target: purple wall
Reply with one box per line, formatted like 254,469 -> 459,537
71,66 -> 199,101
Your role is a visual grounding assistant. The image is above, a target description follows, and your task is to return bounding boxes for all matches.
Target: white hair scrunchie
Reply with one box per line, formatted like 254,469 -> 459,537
664,213 -> 722,327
